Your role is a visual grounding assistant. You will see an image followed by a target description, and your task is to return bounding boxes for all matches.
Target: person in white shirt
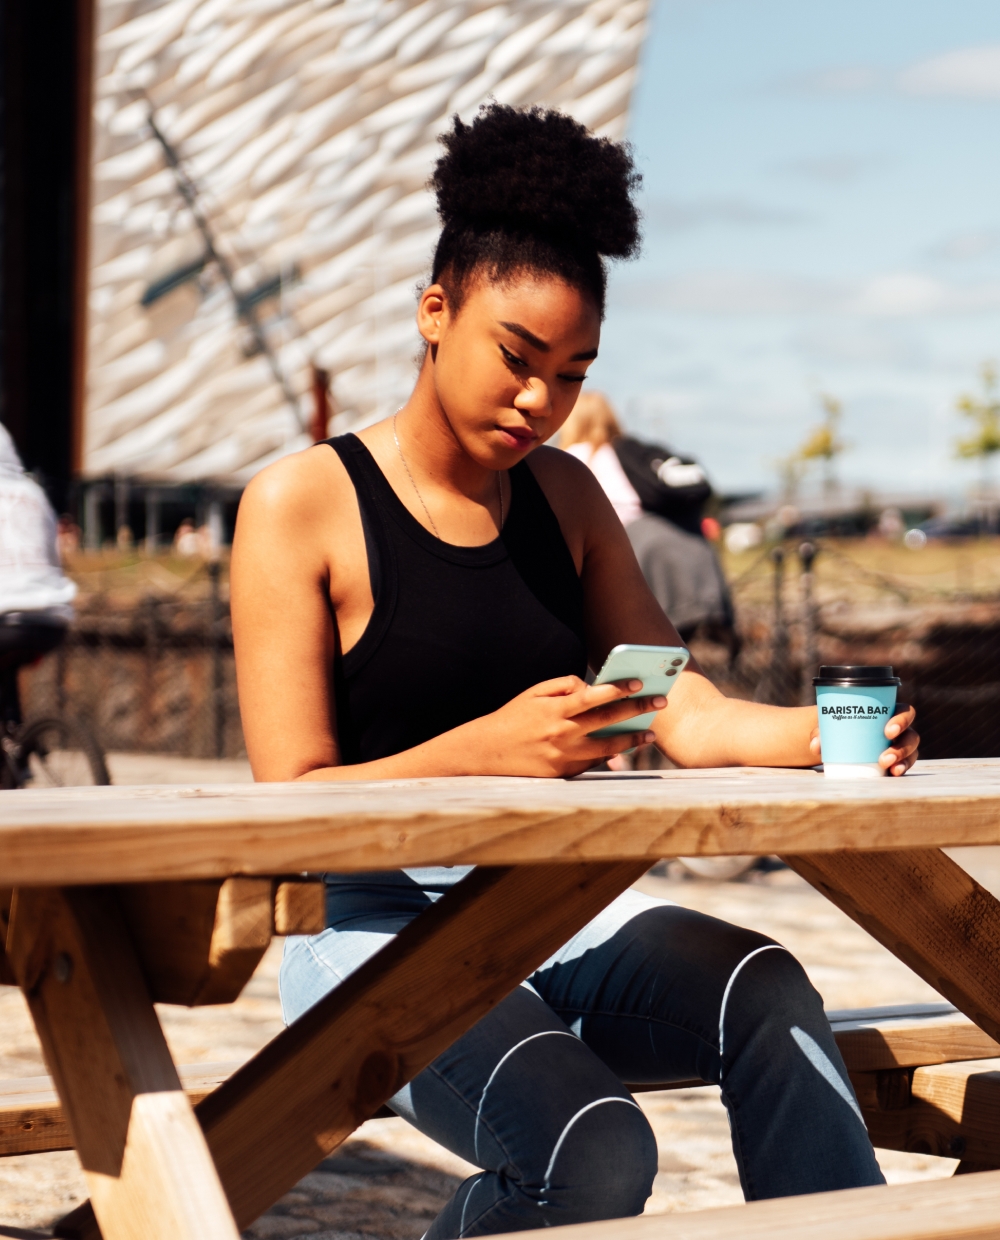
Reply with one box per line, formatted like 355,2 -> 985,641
0,422 -> 76,724
560,393 -> 643,526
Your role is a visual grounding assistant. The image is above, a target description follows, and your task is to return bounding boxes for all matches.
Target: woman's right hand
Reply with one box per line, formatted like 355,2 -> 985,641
463,675 -> 666,778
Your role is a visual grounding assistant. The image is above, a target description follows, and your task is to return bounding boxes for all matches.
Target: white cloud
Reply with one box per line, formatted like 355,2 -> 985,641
789,66 -> 882,94
898,45 -> 1000,100
619,268 -> 1000,318
792,324 -> 925,368
929,229 -> 1000,261
644,197 -> 810,231
780,154 -> 884,184
789,45 -> 1000,104
621,270 -> 840,314
849,273 -> 948,316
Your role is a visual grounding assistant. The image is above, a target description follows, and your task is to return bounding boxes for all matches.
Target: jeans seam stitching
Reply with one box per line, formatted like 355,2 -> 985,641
423,1063 -> 523,1180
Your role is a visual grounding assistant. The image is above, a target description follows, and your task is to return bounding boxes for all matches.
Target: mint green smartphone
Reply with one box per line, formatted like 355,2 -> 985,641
588,643 -> 690,738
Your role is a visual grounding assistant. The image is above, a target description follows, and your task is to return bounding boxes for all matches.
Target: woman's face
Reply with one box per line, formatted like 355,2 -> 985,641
417,270 -> 602,469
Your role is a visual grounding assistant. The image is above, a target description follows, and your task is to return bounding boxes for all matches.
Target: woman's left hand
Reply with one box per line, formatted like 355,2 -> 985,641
808,704 -> 920,777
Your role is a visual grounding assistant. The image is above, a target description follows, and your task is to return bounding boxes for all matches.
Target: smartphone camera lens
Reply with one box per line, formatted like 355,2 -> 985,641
666,668 -> 677,676
671,659 -> 683,667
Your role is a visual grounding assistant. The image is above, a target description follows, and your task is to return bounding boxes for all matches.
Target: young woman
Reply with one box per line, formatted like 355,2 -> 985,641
231,105 -> 919,1237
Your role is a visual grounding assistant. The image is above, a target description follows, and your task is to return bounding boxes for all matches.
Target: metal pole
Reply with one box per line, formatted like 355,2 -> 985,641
798,541 -> 818,705
208,558 -> 224,760
145,487 -> 160,554
757,546 -> 792,705
144,109 -> 304,428
114,476 -> 129,545
83,484 -> 101,551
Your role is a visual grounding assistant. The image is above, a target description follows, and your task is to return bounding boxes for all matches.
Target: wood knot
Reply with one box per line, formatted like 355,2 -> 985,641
355,1050 -> 400,1112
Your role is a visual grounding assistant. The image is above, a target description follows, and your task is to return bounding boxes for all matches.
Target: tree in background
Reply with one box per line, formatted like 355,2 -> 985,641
956,363 -> 1000,494
774,393 -> 846,498
797,393 -> 846,495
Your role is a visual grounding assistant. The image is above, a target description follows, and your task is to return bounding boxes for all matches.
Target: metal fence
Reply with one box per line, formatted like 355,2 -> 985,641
19,562 -> 242,760
688,540 -> 1000,761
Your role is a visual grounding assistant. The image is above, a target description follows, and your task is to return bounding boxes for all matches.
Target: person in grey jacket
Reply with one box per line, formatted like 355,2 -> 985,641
560,394 -> 736,654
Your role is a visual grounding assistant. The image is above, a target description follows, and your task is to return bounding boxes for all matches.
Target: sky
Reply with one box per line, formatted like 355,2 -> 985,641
589,0 -> 1000,500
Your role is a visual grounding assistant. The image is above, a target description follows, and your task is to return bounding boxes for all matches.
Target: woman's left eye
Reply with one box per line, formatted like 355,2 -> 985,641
500,345 -> 527,368
558,373 -> 587,384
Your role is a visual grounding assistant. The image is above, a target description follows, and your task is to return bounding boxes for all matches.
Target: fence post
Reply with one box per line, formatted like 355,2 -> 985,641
753,545 -> 798,705
83,484 -> 101,551
799,540 -> 818,705
145,488 -> 160,554
209,559 -> 225,760
143,594 -> 159,751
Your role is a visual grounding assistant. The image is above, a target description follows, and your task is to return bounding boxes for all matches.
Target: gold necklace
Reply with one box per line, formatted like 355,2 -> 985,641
392,412 -> 504,539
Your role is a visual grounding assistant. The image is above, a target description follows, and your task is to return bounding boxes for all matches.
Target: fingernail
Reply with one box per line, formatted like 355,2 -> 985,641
628,679 -> 642,692
886,725 -> 899,738
652,696 -> 667,708
644,731 -> 655,743
893,764 -> 906,776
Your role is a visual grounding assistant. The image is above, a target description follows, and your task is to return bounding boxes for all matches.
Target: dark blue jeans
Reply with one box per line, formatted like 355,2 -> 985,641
280,886 -> 883,1237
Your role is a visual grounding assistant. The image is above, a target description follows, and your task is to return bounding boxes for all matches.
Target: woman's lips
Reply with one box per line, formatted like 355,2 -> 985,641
497,426 -> 535,449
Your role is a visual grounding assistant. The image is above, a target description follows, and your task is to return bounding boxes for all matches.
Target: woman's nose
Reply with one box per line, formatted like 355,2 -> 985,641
514,379 -> 552,416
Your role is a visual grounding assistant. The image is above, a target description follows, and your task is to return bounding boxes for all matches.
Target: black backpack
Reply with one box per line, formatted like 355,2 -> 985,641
612,436 -> 712,536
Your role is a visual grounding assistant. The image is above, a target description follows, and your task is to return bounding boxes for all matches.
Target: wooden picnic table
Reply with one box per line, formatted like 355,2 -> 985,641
4,756 -> 1000,1240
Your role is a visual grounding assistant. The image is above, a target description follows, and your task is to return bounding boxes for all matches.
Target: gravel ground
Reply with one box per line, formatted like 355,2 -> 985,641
2,756 -> 991,1237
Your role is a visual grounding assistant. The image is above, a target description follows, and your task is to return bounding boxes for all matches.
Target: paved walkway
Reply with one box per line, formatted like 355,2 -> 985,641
2,755 -> 990,1237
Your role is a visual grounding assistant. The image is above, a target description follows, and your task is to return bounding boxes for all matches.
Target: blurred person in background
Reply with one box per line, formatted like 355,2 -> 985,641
0,423 -> 76,726
560,392 -> 737,654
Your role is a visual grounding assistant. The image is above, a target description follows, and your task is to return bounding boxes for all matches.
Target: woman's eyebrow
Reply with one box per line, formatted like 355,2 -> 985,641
498,321 -> 598,361
499,320 -> 549,351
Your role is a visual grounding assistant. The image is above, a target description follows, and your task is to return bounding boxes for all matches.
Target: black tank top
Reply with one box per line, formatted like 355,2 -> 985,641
327,433 -> 588,764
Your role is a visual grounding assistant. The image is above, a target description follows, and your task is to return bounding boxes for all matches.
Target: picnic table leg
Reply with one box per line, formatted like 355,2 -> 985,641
56,859 -> 650,1239
783,849 -> 1000,1040
6,886 -> 240,1240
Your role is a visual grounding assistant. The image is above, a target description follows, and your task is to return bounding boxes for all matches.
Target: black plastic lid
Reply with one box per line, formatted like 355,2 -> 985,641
813,664 -> 901,687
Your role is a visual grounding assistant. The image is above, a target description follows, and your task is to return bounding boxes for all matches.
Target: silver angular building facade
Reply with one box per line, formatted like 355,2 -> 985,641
86,0 -> 650,484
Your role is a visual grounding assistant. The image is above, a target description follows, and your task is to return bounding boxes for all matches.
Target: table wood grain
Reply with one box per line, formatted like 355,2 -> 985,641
1,759 -> 999,885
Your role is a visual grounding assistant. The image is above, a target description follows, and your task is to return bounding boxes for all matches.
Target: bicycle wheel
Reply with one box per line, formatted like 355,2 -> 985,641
16,718 -> 110,788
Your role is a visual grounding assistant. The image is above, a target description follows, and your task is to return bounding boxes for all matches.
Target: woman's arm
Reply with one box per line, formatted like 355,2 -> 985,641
528,447 -> 919,773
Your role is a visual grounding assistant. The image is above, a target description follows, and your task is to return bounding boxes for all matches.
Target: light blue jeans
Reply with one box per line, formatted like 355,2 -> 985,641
280,876 -> 883,1237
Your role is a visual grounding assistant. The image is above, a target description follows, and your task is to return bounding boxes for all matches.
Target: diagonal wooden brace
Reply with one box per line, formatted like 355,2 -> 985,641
57,859 -> 648,1238
7,886 -> 240,1240
783,848 -> 1000,1041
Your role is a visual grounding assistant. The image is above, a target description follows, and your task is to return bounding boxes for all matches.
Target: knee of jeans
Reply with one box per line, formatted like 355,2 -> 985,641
721,940 -> 826,1061
529,1097 -> 657,1222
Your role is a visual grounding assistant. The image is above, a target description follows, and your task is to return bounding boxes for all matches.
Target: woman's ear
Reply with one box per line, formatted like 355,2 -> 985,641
417,283 -> 449,345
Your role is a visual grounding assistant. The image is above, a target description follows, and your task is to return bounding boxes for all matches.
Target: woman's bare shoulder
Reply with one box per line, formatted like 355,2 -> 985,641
525,443 -> 617,522
239,442 -> 354,529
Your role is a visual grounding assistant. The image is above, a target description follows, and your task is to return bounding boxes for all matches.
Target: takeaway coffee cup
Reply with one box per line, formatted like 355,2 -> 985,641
813,665 -> 901,778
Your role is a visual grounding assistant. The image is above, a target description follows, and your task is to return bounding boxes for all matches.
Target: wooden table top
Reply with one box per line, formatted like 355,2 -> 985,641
1,758 -> 999,886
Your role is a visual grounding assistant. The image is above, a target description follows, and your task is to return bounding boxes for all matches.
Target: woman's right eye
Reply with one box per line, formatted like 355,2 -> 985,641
500,344 -> 528,368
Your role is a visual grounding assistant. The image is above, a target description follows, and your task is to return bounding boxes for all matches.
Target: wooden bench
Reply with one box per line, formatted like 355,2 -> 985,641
6,1001 -> 1000,1169
0,1063 -> 240,1156
498,1170 -> 1000,1239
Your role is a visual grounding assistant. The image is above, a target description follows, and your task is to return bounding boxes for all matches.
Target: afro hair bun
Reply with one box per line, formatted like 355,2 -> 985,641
430,104 -> 641,260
